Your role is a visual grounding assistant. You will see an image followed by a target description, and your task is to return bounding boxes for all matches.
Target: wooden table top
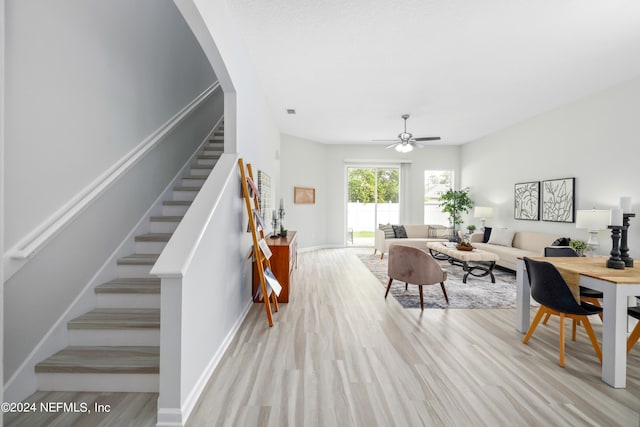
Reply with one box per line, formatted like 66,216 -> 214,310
528,256 -> 640,285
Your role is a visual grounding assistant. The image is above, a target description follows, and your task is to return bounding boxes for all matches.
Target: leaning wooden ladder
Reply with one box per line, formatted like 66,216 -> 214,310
238,158 -> 279,326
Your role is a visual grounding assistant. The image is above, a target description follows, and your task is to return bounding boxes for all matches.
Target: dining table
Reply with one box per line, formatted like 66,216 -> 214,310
515,256 -> 640,388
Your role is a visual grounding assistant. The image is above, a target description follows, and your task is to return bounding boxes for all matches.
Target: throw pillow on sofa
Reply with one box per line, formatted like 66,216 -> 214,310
483,227 -> 492,243
551,237 -> 571,246
392,225 -> 408,238
487,228 -> 515,247
379,224 -> 395,239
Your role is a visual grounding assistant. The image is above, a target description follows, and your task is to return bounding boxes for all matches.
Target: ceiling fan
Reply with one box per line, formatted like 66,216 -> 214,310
374,114 -> 441,152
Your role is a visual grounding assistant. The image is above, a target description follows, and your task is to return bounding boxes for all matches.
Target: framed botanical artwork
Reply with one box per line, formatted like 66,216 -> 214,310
541,177 -> 575,223
514,181 -> 539,220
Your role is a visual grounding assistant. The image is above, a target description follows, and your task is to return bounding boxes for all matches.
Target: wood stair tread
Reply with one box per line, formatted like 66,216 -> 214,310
68,308 -> 160,329
95,278 -> 160,294
162,200 -> 192,206
117,254 -> 160,265
135,233 -> 172,242
150,215 -> 183,222
173,185 -> 201,191
35,346 -> 159,374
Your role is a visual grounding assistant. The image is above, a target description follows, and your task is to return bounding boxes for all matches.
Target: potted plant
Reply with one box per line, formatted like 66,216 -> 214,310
466,224 -> 476,234
569,239 -> 587,256
439,188 -> 474,241
280,225 -> 288,237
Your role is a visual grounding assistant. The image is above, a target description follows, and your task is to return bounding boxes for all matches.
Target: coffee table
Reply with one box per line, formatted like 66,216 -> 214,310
426,242 -> 500,283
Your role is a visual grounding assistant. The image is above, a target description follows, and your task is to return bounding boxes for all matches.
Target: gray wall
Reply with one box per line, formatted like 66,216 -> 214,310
4,0 -> 220,380
461,76 -> 640,253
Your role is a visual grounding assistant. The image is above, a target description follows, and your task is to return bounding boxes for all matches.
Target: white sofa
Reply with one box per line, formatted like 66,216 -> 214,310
374,224 -> 450,259
469,230 -> 561,270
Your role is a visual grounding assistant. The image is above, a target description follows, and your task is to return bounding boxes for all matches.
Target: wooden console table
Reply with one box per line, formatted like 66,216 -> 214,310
253,231 -> 297,303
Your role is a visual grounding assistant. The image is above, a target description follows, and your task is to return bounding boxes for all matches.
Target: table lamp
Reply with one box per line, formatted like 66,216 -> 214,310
575,209 -> 609,253
474,206 -> 494,232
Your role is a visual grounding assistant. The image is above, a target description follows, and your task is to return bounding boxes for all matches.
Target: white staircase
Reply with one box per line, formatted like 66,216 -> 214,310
34,122 -> 225,392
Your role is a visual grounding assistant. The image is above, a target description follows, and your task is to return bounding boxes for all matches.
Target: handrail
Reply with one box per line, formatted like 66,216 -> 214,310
7,81 -> 221,263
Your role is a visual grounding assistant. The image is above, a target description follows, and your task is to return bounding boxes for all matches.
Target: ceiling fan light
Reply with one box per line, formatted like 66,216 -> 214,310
395,143 -> 413,153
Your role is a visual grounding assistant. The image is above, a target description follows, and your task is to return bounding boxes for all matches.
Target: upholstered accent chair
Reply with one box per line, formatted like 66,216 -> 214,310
386,245 -> 449,310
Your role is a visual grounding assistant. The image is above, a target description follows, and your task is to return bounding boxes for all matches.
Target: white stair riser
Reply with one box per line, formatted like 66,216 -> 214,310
68,329 -> 160,346
37,373 -> 158,393
172,190 -> 198,201
135,240 -> 168,253
202,148 -> 223,156
96,293 -> 161,309
162,204 -> 190,216
190,167 -> 212,176
118,264 -> 154,278
150,220 -> 180,233
182,177 -> 205,186
196,158 -> 218,166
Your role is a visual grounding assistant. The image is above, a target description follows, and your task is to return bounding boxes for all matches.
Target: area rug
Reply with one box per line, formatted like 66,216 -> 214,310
356,253 -> 517,309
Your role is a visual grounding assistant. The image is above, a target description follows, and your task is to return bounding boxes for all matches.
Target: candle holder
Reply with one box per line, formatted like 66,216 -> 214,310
606,225 -> 626,269
279,207 -> 286,230
621,213 -> 635,267
271,214 -> 280,238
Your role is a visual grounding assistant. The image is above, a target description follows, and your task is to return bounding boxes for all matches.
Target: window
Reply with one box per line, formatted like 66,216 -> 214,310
424,170 -> 454,225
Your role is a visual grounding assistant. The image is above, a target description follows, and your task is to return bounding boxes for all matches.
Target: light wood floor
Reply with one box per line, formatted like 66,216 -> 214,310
7,248 -> 640,426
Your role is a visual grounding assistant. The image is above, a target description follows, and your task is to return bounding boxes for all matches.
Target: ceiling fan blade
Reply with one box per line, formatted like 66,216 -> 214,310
414,136 -> 441,142
385,143 -> 398,149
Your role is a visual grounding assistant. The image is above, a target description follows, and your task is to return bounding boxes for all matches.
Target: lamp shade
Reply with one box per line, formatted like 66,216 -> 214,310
575,209 -> 609,231
474,206 -> 494,219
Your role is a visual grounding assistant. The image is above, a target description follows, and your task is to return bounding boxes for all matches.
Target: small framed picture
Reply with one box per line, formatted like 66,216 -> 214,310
294,186 -> 315,204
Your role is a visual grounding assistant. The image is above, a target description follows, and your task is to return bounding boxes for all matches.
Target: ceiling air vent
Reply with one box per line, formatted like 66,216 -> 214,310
286,109 -> 296,115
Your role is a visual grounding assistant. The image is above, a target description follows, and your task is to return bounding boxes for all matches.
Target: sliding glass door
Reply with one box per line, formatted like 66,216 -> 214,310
346,166 -> 399,246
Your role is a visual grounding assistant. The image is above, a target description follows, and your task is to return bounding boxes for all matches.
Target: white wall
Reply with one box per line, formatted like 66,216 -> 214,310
4,0 -> 219,383
280,134 -> 328,248
461,76 -> 640,254
280,134 -> 460,248
1,0 -> 5,420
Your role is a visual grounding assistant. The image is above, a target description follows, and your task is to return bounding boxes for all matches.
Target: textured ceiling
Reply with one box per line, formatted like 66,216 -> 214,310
227,0 -> 640,145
